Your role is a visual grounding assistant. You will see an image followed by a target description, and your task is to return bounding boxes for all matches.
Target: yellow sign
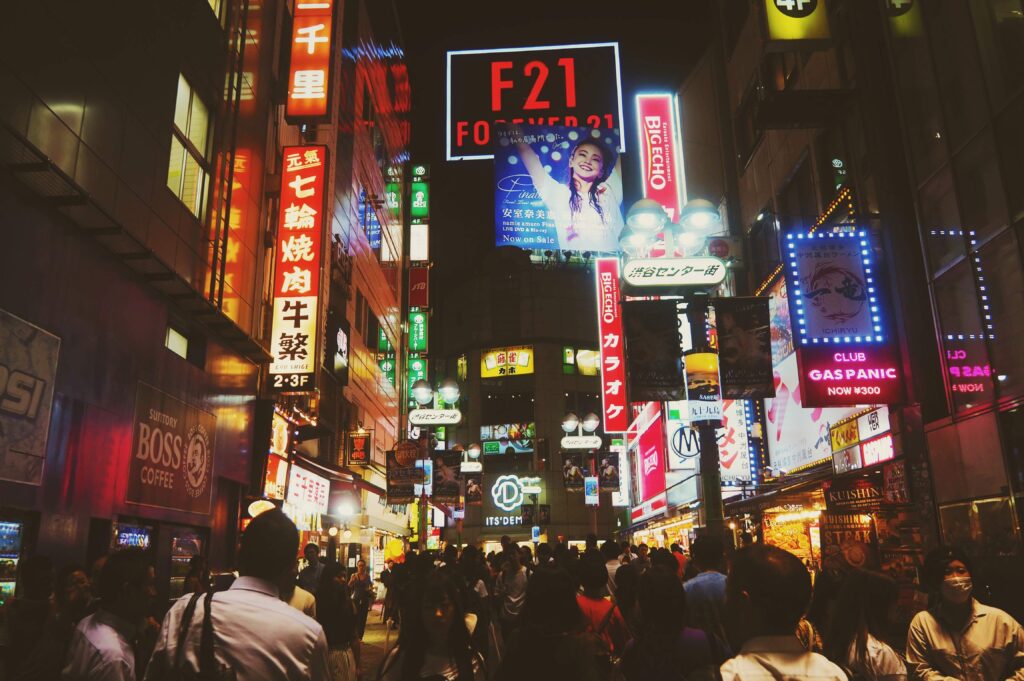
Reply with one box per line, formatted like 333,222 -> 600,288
481,346 -> 534,378
888,0 -> 922,39
764,0 -> 830,42
830,419 -> 860,453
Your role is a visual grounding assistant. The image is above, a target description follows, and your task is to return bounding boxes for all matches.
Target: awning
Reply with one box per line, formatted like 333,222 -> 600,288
724,462 -> 833,516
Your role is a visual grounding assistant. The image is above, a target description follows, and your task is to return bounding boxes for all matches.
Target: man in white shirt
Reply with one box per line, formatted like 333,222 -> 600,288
144,510 -> 329,681
283,582 -> 317,618
720,544 -> 847,681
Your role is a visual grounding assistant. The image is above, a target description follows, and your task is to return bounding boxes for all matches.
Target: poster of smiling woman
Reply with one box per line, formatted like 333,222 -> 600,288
494,123 -> 624,252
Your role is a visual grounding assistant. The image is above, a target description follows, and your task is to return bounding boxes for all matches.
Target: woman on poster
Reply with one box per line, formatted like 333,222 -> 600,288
513,127 -> 624,252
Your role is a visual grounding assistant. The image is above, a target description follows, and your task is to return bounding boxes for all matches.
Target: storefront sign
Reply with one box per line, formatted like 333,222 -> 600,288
883,459 -> 910,505
0,309 -> 60,486
447,42 -> 624,160
636,93 -> 684,220
263,453 -> 288,500
584,476 -> 599,505
346,430 -> 372,466
484,515 -> 522,527
491,474 -> 525,512
860,433 -> 895,467
407,356 -> 427,406
409,409 -> 463,426
631,402 -> 667,522
718,400 -> 754,485
824,470 -> 883,513
856,408 -> 890,442
623,300 -> 685,401
409,310 -> 428,352
127,383 -> 216,514
832,446 -> 861,474
819,513 -> 876,571
410,181 -> 429,221
666,404 -> 700,471
561,435 -> 602,450
764,0 -> 831,43
799,345 -> 903,407
286,0 -> 336,121
270,145 -> 328,392
685,353 -> 723,424
622,258 -> 727,289
713,297 -> 775,399
328,316 -> 349,385
409,266 -> 429,308
286,465 -> 330,515
386,450 -> 418,505
830,419 -> 859,453
596,258 -> 628,432
480,346 -> 534,378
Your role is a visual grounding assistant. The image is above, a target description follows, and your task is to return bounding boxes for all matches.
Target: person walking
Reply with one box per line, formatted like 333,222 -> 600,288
62,549 -> 156,681
621,566 -> 715,681
683,536 -> 730,661
824,569 -> 906,681
719,544 -> 847,681
576,558 -> 630,658
317,561 -> 359,681
492,548 -> 527,639
378,571 -> 484,680
298,543 -> 325,595
670,544 -> 689,578
348,559 -> 374,640
906,547 -> 1024,681
143,509 -> 329,680
631,544 -> 651,575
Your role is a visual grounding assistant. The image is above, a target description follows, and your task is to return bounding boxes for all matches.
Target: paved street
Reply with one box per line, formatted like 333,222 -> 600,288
359,604 -> 394,678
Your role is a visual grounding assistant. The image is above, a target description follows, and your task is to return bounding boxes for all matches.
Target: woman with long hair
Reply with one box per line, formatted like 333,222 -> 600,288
378,570 -> 484,681
824,569 -> 906,681
317,561 -> 359,681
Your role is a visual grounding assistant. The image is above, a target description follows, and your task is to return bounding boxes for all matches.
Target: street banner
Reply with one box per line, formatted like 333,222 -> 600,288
431,450 -> 462,504
597,451 -> 620,491
0,309 -> 60,486
386,449 -> 420,505
685,352 -> 722,424
539,504 -> 552,525
127,383 -> 216,515
622,299 -> 685,401
465,472 -> 483,505
562,454 -> 586,492
596,259 -> 629,432
346,430 -> 372,466
713,297 -> 774,398
494,124 -> 624,252
584,476 -> 599,506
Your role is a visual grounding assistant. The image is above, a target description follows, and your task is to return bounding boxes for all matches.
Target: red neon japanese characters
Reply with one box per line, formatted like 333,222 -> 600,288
269,145 -> 328,392
596,258 -> 628,432
286,0 -> 335,121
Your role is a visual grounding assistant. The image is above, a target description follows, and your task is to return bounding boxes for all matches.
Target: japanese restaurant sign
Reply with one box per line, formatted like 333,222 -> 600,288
286,0 -> 336,122
346,430 -> 372,466
596,258 -> 628,433
286,465 -> 330,515
269,145 -> 328,393
480,346 -> 534,378
636,93 -> 683,220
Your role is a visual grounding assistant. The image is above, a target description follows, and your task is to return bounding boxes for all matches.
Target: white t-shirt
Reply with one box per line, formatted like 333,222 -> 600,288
846,634 -> 907,681
535,172 -> 624,252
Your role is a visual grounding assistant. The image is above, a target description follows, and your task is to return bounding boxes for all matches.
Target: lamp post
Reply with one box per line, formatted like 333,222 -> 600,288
411,378 -> 461,550
562,411 -> 601,534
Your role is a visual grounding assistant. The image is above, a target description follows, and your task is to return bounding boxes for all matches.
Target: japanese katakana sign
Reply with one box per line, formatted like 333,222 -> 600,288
595,258 -> 628,433
286,0 -> 336,122
269,145 -> 327,392
480,346 -> 534,378
622,257 -> 727,289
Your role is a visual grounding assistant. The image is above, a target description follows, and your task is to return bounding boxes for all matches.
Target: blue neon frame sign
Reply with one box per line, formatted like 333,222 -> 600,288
784,230 -> 884,346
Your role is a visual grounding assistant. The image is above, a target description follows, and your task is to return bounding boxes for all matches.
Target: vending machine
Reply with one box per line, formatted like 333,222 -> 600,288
0,521 -> 24,606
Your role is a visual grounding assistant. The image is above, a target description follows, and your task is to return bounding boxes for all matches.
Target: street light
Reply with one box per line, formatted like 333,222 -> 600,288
438,378 -> 461,404
626,198 -> 669,233
412,379 -> 433,406
467,442 -> 482,459
679,198 -> 722,233
561,412 -> 580,433
581,412 -> 601,433
618,227 -> 652,257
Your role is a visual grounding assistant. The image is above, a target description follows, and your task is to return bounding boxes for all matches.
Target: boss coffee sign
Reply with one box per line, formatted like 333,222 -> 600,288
446,42 -> 624,160
127,383 -> 216,514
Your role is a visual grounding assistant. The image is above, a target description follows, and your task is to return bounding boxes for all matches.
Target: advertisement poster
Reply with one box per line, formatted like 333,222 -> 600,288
263,453 -> 288,500
465,472 -> 483,505
494,124 -> 624,251
718,400 -> 752,484
127,383 -> 216,514
633,402 -> 667,510
480,423 -> 534,455
762,514 -> 813,564
714,297 -> 774,399
787,233 -> 875,342
598,451 -> 620,491
480,346 -> 534,378
819,513 -> 878,572
539,504 -> 552,525
386,450 -> 420,505
685,353 -> 722,423
346,430 -> 372,466
562,454 -> 586,492
883,460 -> 910,505
0,309 -> 60,486
584,476 -> 599,505
431,450 -> 462,504
623,300 -> 685,401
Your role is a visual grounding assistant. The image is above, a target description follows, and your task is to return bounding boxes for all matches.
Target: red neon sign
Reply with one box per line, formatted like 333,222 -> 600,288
596,258 -> 628,432
269,145 -> 328,392
798,345 -> 903,407
636,94 -> 682,221
286,0 -> 335,121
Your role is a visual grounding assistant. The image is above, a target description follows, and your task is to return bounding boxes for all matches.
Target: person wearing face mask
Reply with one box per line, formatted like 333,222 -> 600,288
906,547 -> 1024,680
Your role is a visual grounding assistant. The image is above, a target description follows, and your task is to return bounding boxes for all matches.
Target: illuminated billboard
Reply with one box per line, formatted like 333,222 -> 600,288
630,402 -> 667,524
480,346 -> 534,378
596,258 -> 628,433
763,0 -> 831,43
446,42 -> 624,160
286,0 -> 336,122
636,93 -> 685,221
494,124 -> 623,252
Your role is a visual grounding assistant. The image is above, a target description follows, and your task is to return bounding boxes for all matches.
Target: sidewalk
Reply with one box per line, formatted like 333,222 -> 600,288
359,603 -> 395,679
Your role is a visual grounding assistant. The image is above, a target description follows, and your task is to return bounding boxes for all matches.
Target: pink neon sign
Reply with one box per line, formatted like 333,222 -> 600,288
798,345 -> 903,407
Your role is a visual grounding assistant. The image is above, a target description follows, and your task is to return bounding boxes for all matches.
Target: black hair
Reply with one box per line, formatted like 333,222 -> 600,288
921,546 -> 975,593
637,566 -> 687,642
670,543 -> 682,553
521,566 -> 584,636
97,548 -> 150,606
579,556 -> 609,595
55,563 -> 90,608
566,137 -> 615,220
824,569 -> 898,667
651,548 -> 678,574
613,563 -> 640,618
691,537 -> 725,571
729,544 -> 811,634
317,561 -> 357,648
238,509 -> 299,581
19,555 -> 54,600
601,540 -> 620,561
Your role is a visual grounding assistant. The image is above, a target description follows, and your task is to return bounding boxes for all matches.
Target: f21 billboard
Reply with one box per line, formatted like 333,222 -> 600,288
446,43 -> 624,160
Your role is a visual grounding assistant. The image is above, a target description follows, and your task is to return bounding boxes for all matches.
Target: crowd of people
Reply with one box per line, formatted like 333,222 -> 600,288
2,509 -> 1023,680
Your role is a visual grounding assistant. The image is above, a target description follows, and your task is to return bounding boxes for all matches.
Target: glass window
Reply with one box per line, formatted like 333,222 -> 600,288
934,260 -> 993,412
890,19 -> 948,183
167,74 -> 212,218
952,131 -> 1010,242
994,92 -> 1024,224
978,228 -> 1024,397
920,170 -> 967,274
970,0 -> 1024,110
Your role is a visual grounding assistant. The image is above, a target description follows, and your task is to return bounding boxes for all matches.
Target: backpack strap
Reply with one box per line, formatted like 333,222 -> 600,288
199,590 -> 217,673
175,592 -> 203,673
596,602 -> 618,636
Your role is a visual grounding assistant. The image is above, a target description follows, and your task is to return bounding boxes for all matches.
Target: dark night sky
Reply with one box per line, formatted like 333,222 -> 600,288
393,0 -> 718,286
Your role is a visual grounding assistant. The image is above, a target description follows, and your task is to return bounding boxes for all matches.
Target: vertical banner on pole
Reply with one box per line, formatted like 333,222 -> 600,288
596,258 -> 629,432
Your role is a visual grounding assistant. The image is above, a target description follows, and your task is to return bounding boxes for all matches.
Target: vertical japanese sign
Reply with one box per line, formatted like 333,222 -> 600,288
596,258 -> 628,433
636,93 -> 684,220
409,310 -> 428,352
407,356 -> 427,406
410,181 -> 429,221
286,0 -> 335,122
270,146 -> 327,392
346,430 -> 372,466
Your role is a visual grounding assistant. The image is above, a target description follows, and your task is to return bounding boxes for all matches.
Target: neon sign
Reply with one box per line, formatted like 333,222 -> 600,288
596,258 -> 629,432
798,345 -> 903,407
635,93 -> 685,221
490,474 -> 542,512
286,0 -> 336,122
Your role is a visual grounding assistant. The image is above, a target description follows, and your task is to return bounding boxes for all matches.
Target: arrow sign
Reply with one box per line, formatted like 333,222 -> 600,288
409,409 -> 463,426
561,435 -> 603,450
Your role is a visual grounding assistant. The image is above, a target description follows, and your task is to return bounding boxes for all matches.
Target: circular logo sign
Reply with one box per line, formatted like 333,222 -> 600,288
491,475 -> 524,512
395,440 -> 420,467
183,424 -> 212,499
773,0 -> 817,19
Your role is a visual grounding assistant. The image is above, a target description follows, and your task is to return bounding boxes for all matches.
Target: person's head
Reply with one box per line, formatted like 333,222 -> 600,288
651,548 -> 679,574
55,563 -> 91,617
356,559 -> 367,575
504,545 -> 521,570
585,533 -> 598,550
97,549 -> 155,624
536,542 -> 552,564
637,566 -> 687,639
824,569 -> 898,665
670,543 -> 682,554
393,571 -> 475,681
739,531 -> 754,548
568,138 -> 613,185
726,544 -> 811,648
521,566 -> 583,635
922,546 -> 975,606
637,543 -> 649,558
385,559 -> 394,570
500,535 -> 512,552
601,540 -> 620,562
613,562 -> 640,610
579,557 -> 609,597
239,509 -> 300,591
19,555 -> 54,601
691,536 -> 725,573
318,560 -> 346,592
443,544 -> 458,565
303,542 -> 320,566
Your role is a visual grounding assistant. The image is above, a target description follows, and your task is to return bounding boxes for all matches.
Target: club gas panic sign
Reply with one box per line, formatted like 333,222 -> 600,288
446,43 -> 624,160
